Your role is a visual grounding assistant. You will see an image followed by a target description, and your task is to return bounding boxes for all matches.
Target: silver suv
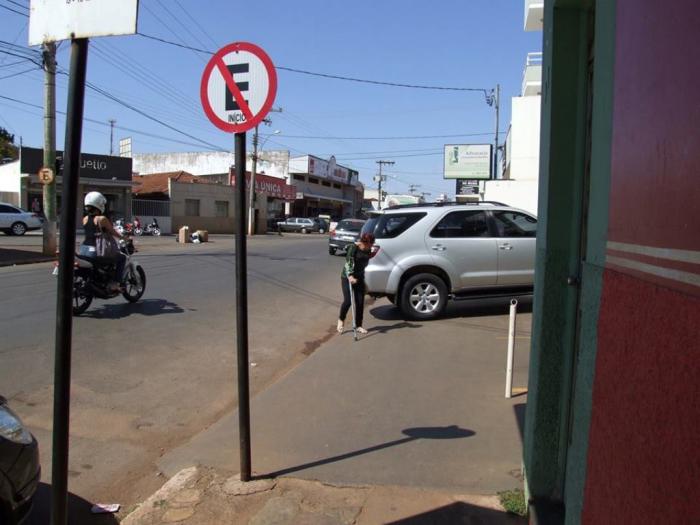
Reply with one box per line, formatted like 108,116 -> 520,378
362,202 -> 537,320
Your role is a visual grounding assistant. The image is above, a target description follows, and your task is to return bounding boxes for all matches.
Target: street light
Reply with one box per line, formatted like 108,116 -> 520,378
248,128 -> 280,235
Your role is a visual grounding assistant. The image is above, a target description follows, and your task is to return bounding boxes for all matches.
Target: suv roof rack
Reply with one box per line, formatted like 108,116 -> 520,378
384,200 -> 507,210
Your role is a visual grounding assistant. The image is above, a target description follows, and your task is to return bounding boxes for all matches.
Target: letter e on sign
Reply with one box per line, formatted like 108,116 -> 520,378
38,167 -> 54,185
200,42 -> 277,134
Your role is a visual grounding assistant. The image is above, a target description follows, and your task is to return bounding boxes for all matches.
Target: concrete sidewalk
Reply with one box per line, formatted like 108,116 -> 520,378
121,298 -> 530,523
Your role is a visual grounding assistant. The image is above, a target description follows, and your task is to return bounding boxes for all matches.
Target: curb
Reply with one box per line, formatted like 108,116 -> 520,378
121,467 -> 200,525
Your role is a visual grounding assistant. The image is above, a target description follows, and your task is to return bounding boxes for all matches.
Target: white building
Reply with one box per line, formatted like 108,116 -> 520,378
484,1 -> 543,215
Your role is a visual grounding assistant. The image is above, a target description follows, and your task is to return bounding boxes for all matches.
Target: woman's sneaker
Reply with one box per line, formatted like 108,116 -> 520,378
336,320 -> 344,333
356,327 -> 368,334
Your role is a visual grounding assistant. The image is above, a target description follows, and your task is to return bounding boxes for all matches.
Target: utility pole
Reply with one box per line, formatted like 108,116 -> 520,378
108,119 -> 116,155
42,42 -> 57,256
376,160 -> 394,206
494,83 -> 500,179
408,183 -> 421,195
248,108 -> 281,235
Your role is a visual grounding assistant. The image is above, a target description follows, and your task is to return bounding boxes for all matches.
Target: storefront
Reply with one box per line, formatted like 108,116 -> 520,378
17,146 -> 133,221
287,155 -> 361,219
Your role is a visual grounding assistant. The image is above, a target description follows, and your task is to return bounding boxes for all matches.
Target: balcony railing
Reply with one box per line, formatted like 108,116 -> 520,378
522,52 -> 542,96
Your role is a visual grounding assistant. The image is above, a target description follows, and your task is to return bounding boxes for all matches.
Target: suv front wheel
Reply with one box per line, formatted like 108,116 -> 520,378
399,273 -> 447,320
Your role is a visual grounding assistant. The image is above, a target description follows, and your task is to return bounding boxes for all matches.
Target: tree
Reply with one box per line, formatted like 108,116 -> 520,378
0,127 -> 18,161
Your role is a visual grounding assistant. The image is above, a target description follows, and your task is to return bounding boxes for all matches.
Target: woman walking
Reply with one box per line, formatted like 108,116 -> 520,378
337,232 -> 375,334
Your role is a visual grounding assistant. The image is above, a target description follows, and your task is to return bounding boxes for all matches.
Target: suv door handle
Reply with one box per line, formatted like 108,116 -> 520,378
431,245 -> 446,251
499,244 -> 513,250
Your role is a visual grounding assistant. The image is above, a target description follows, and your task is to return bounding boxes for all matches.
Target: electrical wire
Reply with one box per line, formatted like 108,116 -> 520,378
0,66 -> 39,80
0,3 -> 28,17
259,132 -> 493,140
136,32 -> 491,93
4,0 -> 28,11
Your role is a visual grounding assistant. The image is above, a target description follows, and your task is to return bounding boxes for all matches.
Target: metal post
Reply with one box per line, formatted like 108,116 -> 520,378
247,125 -> 258,236
494,83 -> 500,180
42,42 -> 57,256
51,37 -> 89,525
505,298 -> 517,399
234,132 -> 251,481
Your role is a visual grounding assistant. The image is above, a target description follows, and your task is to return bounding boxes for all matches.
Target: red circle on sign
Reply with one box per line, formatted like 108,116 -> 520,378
200,42 -> 278,133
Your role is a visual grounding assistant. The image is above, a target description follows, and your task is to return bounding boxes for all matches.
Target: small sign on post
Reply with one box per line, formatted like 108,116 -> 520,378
38,167 -> 54,185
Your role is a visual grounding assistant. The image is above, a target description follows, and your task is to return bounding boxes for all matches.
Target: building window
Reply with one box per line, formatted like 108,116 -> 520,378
308,177 -> 319,184
185,199 -> 200,216
215,200 -> 229,217
333,183 -> 341,189
322,181 -> 331,187
293,174 -> 305,182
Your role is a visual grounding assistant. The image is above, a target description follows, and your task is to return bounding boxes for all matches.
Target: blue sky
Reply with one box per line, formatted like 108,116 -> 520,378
0,0 -> 541,197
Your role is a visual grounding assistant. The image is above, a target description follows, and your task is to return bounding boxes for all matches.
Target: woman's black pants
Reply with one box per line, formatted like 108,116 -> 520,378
339,277 -> 364,327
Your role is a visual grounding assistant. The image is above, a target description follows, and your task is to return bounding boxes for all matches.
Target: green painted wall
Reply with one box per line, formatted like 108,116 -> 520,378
562,2 -> 616,523
523,0 -> 592,504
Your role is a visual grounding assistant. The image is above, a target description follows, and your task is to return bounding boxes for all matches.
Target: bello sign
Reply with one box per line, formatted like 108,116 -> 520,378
29,0 -> 139,45
443,144 -> 492,180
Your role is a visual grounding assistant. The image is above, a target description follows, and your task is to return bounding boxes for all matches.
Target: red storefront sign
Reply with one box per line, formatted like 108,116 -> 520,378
229,169 -> 296,201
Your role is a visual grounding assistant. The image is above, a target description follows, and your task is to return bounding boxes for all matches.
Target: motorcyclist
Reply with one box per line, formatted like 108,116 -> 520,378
80,191 -> 126,292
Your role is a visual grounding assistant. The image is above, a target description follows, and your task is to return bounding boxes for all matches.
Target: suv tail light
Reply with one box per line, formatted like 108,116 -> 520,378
370,244 -> 380,258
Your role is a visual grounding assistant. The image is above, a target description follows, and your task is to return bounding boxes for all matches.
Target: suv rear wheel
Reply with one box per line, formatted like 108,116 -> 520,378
399,273 -> 447,320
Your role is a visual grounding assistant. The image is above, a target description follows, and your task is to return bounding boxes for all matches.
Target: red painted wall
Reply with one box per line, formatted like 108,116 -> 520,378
583,0 -> 700,523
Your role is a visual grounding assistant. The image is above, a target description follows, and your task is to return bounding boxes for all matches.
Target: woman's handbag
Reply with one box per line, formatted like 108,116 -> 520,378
95,231 -> 119,259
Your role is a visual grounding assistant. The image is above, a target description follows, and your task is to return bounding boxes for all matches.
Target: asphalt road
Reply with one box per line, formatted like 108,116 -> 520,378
0,233 -> 344,513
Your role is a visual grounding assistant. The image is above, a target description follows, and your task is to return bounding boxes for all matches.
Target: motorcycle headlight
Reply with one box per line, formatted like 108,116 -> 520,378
0,405 -> 33,445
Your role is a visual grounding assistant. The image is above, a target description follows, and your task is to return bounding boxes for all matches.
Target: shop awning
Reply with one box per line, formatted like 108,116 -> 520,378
296,192 -> 353,204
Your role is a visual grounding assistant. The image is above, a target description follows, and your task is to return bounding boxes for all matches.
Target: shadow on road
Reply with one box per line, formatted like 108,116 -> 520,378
26,483 -> 119,524
369,296 -> 533,322
265,425 -> 475,478
513,403 -> 527,444
387,500 -> 526,524
83,298 -> 185,319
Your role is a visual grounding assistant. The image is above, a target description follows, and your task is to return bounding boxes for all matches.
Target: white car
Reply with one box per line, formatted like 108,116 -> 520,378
0,203 -> 43,236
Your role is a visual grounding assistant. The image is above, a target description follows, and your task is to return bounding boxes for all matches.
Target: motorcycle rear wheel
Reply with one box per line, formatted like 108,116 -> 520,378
122,266 -> 146,303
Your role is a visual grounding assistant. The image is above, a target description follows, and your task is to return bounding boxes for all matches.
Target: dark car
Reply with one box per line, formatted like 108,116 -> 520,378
328,219 -> 366,255
0,396 -> 40,524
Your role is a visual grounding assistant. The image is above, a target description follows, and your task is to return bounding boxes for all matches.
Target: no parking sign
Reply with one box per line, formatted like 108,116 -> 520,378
200,42 -> 277,133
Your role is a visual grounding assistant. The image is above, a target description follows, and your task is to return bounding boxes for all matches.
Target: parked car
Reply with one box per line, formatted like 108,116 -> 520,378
276,217 -> 324,234
328,219 -> 366,255
0,396 -> 40,524
362,202 -> 537,320
0,203 -> 43,236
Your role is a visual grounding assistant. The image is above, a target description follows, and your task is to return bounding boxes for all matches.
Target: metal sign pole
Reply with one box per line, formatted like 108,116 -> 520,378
234,131 -> 252,481
51,37 -> 89,525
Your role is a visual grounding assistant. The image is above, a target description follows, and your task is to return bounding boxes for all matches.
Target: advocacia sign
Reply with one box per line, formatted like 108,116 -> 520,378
443,144 -> 492,180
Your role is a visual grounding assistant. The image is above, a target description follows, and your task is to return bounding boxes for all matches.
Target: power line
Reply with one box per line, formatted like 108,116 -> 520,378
173,0 -> 220,49
0,3 -> 28,17
0,66 -> 39,80
136,32 -> 491,93
259,132 -> 494,140
4,0 -> 28,11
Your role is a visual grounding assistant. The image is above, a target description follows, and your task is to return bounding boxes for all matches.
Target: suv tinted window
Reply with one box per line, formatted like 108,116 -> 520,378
337,220 -> 363,232
372,212 -> 427,239
430,210 -> 491,238
492,211 -> 537,237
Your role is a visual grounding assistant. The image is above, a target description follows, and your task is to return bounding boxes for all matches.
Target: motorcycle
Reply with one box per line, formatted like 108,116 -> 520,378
53,238 -> 147,315
142,218 -> 161,237
114,218 -> 143,236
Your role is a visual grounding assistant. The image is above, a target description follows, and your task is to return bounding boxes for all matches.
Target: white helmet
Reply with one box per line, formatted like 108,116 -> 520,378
84,191 -> 107,213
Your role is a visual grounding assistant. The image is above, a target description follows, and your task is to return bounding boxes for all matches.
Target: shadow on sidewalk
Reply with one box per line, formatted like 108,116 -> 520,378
82,299 -> 185,319
387,500 -> 526,524
265,425 -> 475,478
370,297 -> 533,322
26,483 -> 119,524
0,247 -> 55,266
